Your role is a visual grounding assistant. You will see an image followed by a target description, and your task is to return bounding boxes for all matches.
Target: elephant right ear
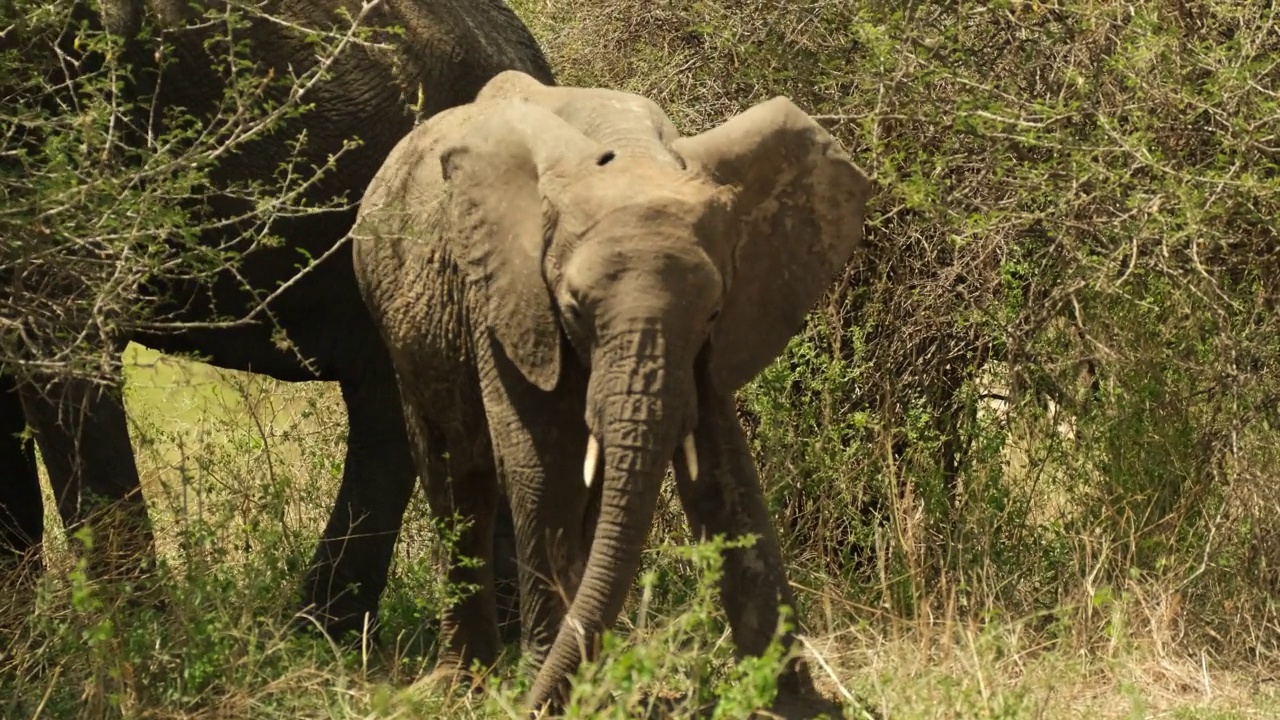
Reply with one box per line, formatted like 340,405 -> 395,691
439,101 -> 602,392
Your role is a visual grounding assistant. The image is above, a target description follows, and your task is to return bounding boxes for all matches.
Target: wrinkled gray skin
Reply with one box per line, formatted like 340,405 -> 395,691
0,0 -> 547,639
353,70 -> 872,714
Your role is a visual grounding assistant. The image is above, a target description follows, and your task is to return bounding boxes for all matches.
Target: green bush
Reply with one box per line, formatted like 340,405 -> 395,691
0,0 -> 366,382
515,0 -> 1280,655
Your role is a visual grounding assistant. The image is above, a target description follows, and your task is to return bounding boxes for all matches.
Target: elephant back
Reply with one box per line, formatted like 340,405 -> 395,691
124,0 -> 555,370
145,1 -> 552,203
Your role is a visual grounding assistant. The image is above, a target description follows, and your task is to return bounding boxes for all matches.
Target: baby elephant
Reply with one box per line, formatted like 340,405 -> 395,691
352,70 -> 871,714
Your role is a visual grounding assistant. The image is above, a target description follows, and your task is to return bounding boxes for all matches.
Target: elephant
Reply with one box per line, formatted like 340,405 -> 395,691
0,0 -> 546,639
351,69 -> 872,713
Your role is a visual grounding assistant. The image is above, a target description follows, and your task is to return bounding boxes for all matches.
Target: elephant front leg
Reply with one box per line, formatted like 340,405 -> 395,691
19,377 -> 155,585
478,356 -> 593,675
503,464 -> 592,676
672,389 -> 825,711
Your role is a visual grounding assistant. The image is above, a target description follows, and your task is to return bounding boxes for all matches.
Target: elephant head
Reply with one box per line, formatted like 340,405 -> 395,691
438,71 -> 872,708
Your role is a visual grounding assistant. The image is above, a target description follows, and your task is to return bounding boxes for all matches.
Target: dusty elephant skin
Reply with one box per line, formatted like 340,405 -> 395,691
0,0 -> 545,640
353,70 -> 872,716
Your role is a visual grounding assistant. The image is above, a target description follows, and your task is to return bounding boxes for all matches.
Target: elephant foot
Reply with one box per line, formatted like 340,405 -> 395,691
291,602 -> 382,646
78,525 -> 159,584
760,689 -> 880,720
529,692 -> 716,720
296,561 -> 386,641
631,692 -> 717,719
424,659 -> 491,696
291,587 -> 382,645
739,655 -> 880,720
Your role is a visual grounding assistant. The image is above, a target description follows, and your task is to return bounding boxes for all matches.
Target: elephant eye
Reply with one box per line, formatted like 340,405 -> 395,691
707,307 -> 722,324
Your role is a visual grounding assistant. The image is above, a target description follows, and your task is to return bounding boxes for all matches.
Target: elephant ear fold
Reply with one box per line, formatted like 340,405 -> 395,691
672,97 -> 873,393
440,101 -> 601,392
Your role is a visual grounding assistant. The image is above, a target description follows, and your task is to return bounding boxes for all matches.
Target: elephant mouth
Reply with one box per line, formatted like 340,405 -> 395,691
581,431 -> 699,489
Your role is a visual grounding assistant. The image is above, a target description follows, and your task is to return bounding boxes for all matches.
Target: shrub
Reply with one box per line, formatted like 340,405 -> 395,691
515,0 -> 1280,657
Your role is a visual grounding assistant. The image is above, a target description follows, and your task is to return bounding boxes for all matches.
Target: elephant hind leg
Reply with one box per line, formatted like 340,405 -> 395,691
301,378 -> 417,638
19,377 -> 155,583
418,420 -> 521,650
412,410 -> 503,681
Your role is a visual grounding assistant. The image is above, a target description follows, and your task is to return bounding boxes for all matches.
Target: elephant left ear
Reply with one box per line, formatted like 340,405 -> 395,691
672,97 -> 873,393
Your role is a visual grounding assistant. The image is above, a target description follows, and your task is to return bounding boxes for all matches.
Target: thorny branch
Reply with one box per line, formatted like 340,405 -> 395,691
0,0 -> 390,383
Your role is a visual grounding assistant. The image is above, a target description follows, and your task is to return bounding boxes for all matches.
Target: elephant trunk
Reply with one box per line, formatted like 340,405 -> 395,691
527,322 -> 688,710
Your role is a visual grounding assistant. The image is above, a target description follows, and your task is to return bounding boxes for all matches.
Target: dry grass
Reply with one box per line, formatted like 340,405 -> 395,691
4,344 -> 1276,717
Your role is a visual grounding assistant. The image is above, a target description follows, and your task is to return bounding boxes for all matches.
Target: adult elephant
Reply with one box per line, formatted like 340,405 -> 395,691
352,70 -> 872,714
0,0 -> 547,638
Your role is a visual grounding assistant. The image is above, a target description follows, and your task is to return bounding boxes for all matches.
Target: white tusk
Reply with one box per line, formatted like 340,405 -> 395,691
583,435 -> 601,489
682,433 -> 698,482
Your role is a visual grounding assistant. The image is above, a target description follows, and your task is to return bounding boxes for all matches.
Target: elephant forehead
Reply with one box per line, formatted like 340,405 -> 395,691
555,90 -> 671,126
562,203 -> 712,262
593,197 -> 702,228
567,165 -> 722,218
563,224 -> 723,296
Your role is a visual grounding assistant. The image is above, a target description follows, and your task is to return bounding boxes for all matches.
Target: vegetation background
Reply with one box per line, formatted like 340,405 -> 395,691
2,0 -> 1278,717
